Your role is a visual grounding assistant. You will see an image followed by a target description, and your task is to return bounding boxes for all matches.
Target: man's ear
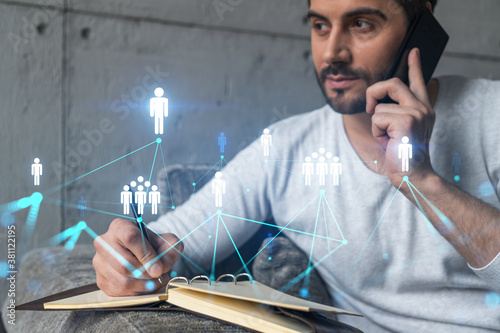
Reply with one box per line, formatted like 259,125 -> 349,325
426,1 -> 433,13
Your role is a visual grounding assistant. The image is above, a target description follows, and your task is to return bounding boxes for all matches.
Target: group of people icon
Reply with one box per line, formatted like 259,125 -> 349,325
120,177 -> 161,215
302,151 -> 342,187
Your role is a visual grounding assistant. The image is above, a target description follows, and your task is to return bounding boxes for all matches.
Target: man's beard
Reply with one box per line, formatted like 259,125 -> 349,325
315,64 -> 387,115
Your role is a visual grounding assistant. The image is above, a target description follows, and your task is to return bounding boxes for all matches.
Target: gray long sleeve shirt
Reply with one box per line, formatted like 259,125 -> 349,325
149,75 -> 500,332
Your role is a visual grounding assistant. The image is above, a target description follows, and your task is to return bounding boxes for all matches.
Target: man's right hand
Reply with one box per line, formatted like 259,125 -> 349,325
92,218 -> 183,296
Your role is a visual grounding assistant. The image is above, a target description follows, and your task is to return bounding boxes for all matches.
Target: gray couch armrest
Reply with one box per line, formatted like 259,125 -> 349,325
3,245 -> 248,332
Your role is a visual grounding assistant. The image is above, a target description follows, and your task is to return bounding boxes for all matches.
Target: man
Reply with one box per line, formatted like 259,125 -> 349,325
93,0 -> 500,331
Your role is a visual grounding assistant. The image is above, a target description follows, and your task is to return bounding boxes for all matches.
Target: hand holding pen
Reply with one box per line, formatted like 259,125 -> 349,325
92,187 -> 184,296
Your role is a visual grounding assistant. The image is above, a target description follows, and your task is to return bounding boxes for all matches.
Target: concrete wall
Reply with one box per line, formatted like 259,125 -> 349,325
1,0 -> 499,305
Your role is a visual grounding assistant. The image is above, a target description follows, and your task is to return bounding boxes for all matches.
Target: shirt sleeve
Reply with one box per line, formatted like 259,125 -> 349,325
469,78 -> 500,292
468,251 -> 500,292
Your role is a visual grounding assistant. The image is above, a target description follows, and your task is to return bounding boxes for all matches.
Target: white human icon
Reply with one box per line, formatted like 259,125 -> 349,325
135,185 -> 147,215
212,172 -> 226,207
150,87 -> 168,135
261,128 -> 272,157
330,156 -> 342,186
316,156 -> 328,186
121,185 -> 132,215
149,185 -> 161,215
399,136 -> 413,172
31,158 -> 43,186
302,156 -> 314,186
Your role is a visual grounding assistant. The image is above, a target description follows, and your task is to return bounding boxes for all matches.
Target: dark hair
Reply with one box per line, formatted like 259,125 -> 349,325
394,0 -> 438,23
307,0 -> 438,24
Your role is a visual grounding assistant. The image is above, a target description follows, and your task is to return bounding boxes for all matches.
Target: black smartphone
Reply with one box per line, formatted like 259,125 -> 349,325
380,8 -> 449,103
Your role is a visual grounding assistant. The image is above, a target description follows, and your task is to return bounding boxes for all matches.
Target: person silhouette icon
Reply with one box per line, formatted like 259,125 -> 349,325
218,132 -> 227,153
302,156 -> 314,186
398,136 -> 413,172
150,87 -> 168,135
31,158 -> 42,186
316,156 -> 328,186
149,185 -> 161,215
330,156 -> 342,186
135,185 -> 147,215
212,172 -> 226,207
121,185 -> 132,215
261,128 -> 272,157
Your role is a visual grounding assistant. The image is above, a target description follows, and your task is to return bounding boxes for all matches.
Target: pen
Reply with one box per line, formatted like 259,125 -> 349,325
129,188 -> 152,244
129,188 -> 162,284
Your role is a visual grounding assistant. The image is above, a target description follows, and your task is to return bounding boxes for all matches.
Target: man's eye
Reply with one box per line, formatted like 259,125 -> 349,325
353,20 -> 371,29
312,22 -> 328,32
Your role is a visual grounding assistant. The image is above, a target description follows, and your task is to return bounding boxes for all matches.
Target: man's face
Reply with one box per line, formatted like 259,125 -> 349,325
309,0 -> 408,114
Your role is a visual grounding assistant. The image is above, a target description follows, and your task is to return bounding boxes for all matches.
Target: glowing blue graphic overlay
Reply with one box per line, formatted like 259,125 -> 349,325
0,262 -> 9,278
280,242 -> 344,295
1,212 -> 15,228
210,214 -> 221,280
220,215 -> 252,276
352,179 -> 405,269
406,179 -> 457,233
46,141 -> 157,195
145,280 -> 156,291
83,226 -> 139,277
235,190 -> 347,276
485,292 -> 500,308
479,181 -> 495,198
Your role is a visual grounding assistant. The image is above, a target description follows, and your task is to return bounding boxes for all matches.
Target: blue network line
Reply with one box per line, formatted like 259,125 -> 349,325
144,139 -> 161,202
220,189 -> 249,210
141,215 -> 217,277
406,179 -> 457,233
235,190 -> 346,275
220,215 -> 252,276
159,144 -> 175,209
351,179 -> 405,270
322,195 -> 333,273
280,242 -> 344,295
221,157 -> 248,190
19,193 -> 43,254
221,213 -> 339,241
46,140 -> 158,195
303,191 -> 324,292
191,236 -> 211,261
45,198 -> 132,220
211,214 -> 221,280
267,161 -> 301,178
406,180 -> 439,236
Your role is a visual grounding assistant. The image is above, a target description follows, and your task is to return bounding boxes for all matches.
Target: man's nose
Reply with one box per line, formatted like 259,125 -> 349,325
322,27 -> 352,65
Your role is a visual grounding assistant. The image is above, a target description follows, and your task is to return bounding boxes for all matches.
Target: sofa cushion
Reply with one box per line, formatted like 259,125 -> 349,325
3,245 -> 248,332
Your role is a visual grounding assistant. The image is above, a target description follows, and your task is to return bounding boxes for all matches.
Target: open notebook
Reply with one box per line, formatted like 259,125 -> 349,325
42,274 -> 362,333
